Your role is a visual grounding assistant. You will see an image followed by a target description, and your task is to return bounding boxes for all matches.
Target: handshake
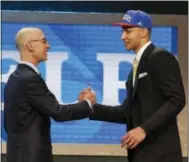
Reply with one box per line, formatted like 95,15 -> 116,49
78,87 -> 96,106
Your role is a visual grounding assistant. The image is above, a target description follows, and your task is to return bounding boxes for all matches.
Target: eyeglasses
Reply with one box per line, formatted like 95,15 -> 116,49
29,38 -> 48,44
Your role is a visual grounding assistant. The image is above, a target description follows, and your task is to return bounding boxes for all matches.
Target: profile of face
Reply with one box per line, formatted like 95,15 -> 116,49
121,27 -> 147,52
26,30 -> 50,62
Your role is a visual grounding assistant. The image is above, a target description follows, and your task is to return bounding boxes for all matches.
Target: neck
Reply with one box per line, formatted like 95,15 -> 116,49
20,51 -> 39,66
134,39 -> 150,54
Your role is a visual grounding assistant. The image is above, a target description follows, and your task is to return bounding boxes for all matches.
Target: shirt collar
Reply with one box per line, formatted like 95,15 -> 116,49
20,61 -> 39,74
135,41 -> 152,62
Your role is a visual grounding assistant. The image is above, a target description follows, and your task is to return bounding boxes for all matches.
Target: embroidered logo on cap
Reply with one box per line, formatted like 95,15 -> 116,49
123,14 -> 132,23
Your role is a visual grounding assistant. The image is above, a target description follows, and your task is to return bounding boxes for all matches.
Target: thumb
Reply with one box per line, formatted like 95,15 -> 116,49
87,86 -> 91,91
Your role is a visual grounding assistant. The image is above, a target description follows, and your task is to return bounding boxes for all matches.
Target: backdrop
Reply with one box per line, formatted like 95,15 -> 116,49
1,23 -> 178,143
1,11 -> 187,157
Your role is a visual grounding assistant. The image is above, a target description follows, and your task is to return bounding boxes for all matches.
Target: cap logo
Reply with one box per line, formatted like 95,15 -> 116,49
123,14 -> 132,23
137,21 -> 143,26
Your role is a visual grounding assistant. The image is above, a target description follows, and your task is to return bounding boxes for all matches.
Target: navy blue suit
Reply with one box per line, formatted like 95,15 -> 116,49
4,64 -> 92,162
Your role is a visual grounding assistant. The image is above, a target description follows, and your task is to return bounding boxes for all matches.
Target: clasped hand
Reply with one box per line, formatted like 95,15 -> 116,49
78,87 -> 96,106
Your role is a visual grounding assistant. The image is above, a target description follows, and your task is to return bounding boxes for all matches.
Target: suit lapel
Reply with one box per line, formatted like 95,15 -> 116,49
132,44 -> 155,99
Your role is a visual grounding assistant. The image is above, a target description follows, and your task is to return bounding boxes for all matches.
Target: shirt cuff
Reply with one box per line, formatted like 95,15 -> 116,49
85,99 -> 93,111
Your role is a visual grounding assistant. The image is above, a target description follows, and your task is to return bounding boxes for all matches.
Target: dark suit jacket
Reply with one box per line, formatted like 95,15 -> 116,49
89,44 -> 185,162
4,64 -> 92,162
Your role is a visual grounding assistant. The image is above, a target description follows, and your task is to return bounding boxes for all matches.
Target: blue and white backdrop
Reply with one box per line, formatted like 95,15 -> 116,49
1,23 -> 177,144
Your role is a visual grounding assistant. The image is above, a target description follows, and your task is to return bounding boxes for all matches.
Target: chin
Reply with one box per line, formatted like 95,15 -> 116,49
43,56 -> 48,61
125,47 -> 132,51
125,44 -> 131,50
39,58 -> 47,62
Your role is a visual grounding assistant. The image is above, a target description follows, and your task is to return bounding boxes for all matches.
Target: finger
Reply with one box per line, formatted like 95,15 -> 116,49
121,133 -> 129,143
121,141 -> 127,148
79,92 -> 86,98
130,140 -> 139,149
84,96 -> 96,102
121,136 -> 125,144
78,95 -> 84,101
121,136 -> 128,146
121,133 -> 131,145
80,90 -> 91,96
79,92 -> 92,100
125,134 -> 133,145
79,95 -> 84,100
87,86 -> 91,91
86,92 -> 96,98
121,135 -> 132,148
81,89 -> 90,93
121,137 -> 132,148
127,138 -> 136,149
82,95 -> 94,101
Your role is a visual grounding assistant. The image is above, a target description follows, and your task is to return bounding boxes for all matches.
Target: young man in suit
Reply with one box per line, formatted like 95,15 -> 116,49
4,27 -> 96,162
79,10 -> 185,162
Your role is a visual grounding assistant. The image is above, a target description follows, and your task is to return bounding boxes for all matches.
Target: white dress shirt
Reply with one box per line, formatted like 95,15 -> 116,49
132,41 -> 151,85
135,41 -> 152,62
20,61 -> 40,75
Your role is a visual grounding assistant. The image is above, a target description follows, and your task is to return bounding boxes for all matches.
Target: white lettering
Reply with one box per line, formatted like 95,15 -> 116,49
97,53 -> 134,105
46,53 -> 68,103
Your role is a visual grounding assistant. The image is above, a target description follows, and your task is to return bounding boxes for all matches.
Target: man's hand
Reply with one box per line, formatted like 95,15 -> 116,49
78,87 -> 96,105
121,127 -> 146,149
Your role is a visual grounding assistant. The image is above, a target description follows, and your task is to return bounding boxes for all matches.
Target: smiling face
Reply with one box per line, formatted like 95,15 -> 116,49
27,30 -> 50,62
121,26 -> 150,53
15,27 -> 51,65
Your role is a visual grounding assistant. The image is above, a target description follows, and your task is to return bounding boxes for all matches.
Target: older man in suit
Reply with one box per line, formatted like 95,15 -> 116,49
4,27 -> 96,162
79,10 -> 185,162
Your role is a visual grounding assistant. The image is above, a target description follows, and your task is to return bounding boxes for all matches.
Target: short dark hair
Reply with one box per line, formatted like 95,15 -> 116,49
147,28 -> 152,39
148,28 -> 152,36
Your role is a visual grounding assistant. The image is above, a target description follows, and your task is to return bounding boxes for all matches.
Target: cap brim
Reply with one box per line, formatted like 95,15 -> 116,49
112,22 -> 138,27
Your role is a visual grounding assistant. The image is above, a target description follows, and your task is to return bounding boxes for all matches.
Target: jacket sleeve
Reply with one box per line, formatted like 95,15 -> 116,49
140,51 -> 185,137
4,103 -> 7,133
27,79 -> 93,122
89,98 -> 129,124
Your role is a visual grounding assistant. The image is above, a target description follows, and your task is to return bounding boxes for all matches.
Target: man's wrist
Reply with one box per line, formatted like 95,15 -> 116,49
85,99 -> 93,111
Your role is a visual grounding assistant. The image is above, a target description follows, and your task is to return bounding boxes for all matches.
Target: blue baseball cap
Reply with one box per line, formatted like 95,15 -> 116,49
113,10 -> 152,28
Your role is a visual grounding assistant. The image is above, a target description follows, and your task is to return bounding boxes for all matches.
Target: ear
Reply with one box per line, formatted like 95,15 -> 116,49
140,28 -> 148,38
25,42 -> 33,52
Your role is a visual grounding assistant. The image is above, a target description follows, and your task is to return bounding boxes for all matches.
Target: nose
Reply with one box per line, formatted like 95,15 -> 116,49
46,42 -> 50,49
121,31 -> 127,41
